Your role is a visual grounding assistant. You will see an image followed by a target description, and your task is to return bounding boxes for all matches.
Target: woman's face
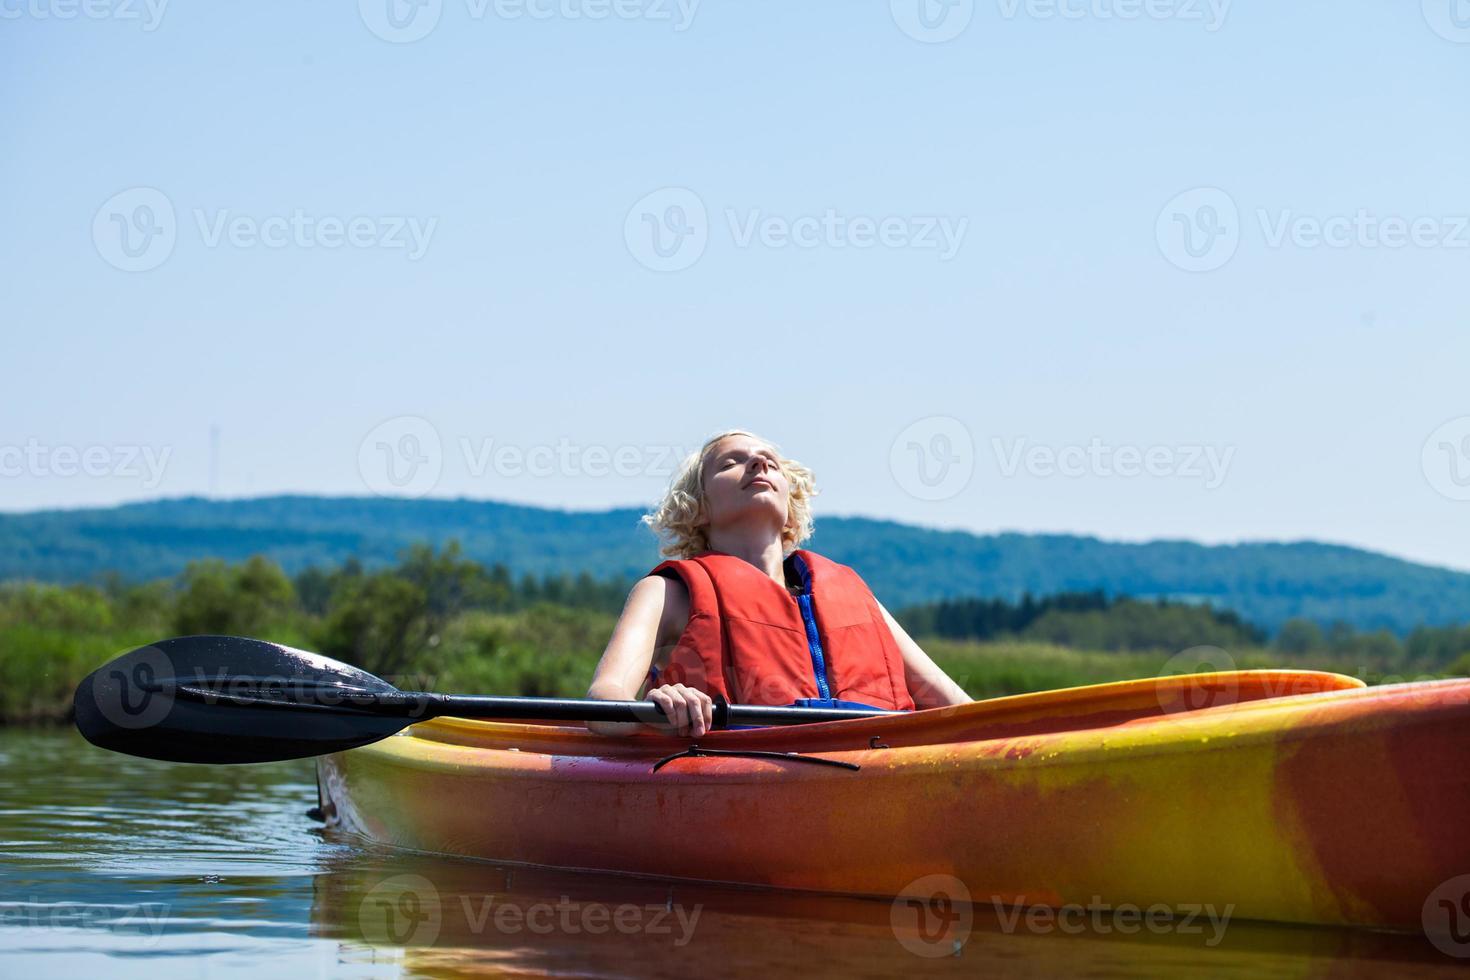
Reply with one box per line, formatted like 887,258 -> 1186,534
698,435 -> 790,535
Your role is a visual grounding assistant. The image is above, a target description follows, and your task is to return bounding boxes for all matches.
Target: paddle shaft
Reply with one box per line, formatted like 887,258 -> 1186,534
177,685 -> 897,727
423,694 -> 895,727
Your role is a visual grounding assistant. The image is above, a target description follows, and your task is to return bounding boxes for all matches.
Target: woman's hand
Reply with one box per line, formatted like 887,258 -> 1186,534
646,683 -> 713,737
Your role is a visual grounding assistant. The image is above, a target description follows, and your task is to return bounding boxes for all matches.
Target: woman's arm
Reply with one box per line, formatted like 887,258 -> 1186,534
586,574 -> 713,736
878,601 -> 973,708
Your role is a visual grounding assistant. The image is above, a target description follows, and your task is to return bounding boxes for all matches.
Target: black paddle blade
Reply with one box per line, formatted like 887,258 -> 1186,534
73,636 -> 420,764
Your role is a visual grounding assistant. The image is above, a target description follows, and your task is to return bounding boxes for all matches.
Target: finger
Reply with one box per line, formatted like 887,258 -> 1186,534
648,690 -> 675,729
677,687 -> 704,737
684,690 -> 708,737
697,693 -> 713,736
664,688 -> 691,735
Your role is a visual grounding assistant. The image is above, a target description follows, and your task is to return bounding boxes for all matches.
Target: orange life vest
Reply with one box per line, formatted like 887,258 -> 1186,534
648,549 -> 915,710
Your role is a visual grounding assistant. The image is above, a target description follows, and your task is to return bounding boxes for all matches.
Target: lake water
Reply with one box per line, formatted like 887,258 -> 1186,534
0,727 -> 1461,978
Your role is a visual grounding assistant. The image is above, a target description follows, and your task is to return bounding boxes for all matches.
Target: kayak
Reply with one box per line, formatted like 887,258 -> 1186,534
315,670 -> 1470,930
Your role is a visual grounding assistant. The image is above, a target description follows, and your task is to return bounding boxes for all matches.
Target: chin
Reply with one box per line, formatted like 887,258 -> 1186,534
717,496 -> 787,527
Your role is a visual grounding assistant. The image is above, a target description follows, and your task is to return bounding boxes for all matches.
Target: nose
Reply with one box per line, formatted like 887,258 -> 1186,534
743,457 -> 776,488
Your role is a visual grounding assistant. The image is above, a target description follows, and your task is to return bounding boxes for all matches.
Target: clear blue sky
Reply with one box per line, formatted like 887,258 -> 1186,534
4,1 -> 1469,571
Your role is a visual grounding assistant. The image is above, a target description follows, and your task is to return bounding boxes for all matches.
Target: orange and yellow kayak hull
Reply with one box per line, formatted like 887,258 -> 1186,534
317,671 -> 1470,930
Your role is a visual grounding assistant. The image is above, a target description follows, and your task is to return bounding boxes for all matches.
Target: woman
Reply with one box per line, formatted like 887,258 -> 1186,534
586,430 -> 971,736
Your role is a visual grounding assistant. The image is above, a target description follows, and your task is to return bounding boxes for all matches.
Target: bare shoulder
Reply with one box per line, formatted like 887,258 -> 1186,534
626,573 -> 690,644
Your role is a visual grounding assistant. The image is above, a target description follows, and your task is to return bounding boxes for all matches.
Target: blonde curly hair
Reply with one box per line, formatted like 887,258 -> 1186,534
643,429 -> 818,559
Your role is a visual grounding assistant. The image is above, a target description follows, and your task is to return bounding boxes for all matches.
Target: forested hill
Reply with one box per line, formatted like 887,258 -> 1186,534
2,495 -> 1467,634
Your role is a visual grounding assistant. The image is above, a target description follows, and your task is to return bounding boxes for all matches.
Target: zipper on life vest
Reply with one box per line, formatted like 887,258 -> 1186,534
790,555 -> 832,700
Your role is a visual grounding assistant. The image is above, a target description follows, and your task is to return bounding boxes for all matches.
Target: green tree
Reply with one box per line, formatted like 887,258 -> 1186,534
173,555 -> 295,635
316,573 -> 429,678
1275,618 -> 1325,654
0,582 -> 114,632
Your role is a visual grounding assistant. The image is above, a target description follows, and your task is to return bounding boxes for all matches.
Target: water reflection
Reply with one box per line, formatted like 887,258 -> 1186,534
0,728 -> 1460,978
308,853 -> 1462,979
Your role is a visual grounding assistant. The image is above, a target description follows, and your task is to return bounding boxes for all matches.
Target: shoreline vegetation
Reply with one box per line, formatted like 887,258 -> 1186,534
4,544 -> 1468,725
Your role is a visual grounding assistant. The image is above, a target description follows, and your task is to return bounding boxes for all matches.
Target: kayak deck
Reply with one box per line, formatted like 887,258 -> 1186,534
317,670 -> 1470,930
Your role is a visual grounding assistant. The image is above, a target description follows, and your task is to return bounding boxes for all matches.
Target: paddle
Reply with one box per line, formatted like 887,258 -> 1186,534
72,636 -> 895,765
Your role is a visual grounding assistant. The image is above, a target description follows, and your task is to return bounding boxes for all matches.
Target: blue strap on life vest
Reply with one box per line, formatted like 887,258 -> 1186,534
788,698 -> 888,711
722,699 -> 893,730
788,553 -> 833,700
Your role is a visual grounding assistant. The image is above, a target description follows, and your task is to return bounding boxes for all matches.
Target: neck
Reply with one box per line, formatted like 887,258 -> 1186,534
705,526 -> 787,584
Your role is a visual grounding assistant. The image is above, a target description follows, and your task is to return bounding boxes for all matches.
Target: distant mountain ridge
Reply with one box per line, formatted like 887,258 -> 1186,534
3,495 -> 1467,635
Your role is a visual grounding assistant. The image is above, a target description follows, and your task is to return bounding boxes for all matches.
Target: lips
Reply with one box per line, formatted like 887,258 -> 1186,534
745,477 -> 775,491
